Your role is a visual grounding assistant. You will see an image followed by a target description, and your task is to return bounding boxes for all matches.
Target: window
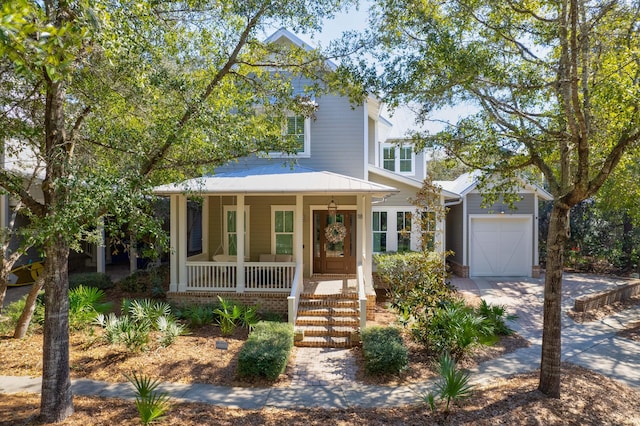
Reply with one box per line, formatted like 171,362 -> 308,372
381,143 -> 415,174
272,207 -> 295,255
270,114 -> 310,158
397,211 -> 412,252
223,206 -> 250,256
372,211 -> 387,252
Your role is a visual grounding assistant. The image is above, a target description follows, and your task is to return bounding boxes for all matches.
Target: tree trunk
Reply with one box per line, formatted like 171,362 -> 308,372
13,274 -> 45,339
38,242 -> 73,423
538,201 -> 570,398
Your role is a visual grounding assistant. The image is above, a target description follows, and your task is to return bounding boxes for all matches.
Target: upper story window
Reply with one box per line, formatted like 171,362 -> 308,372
381,143 -> 415,174
270,113 -> 311,158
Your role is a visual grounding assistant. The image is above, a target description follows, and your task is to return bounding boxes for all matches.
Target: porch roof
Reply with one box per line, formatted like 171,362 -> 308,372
153,164 -> 399,197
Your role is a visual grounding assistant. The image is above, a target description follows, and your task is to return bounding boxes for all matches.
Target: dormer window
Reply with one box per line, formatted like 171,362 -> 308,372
381,143 -> 414,174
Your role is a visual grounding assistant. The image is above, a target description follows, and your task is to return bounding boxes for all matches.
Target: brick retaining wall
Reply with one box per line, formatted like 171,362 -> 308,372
574,280 -> 640,312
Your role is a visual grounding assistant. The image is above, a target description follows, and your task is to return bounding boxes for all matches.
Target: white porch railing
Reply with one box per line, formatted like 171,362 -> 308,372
287,266 -> 303,325
185,259 -> 296,293
245,262 -> 295,292
186,261 -> 236,291
357,264 -> 367,330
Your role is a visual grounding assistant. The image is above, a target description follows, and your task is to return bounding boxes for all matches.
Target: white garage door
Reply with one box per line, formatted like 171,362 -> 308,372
470,216 -> 532,276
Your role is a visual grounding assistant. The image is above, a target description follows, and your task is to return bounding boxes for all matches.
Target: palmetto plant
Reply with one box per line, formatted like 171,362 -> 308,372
124,372 -> 171,425
425,351 -> 473,413
213,296 -> 242,336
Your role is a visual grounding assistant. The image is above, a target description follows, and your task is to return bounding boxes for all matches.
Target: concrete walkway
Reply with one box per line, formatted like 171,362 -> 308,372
2,273 -> 640,409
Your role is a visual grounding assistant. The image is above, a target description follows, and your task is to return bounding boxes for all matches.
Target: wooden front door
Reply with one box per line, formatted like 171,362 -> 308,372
313,210 -> 356,274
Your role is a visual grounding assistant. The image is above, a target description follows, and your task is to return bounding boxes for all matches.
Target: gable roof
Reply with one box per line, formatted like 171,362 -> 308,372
435,172 -> 553,201
264,28 -> 338,71
368,165 -> 459,199
154,164 -> 399,197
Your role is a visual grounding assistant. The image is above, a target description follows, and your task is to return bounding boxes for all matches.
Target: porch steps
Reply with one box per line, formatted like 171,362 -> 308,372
295,293 -> 361,348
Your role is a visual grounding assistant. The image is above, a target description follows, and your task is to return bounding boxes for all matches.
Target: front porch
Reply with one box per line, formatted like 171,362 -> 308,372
154,164 -> 396,334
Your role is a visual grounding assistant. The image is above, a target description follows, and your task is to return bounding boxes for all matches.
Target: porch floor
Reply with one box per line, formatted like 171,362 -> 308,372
302,274 -> 358,295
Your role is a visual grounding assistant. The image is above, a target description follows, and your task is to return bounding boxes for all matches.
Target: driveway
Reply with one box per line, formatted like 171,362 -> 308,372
453,273 -> 640,389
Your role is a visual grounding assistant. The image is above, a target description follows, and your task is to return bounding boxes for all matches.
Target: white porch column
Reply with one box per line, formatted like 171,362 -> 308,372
202,196 -> 209,256
363,194 -> 372,280
356,194 -> 365,269
295,195 -> 303,268
177,195 -> 188,291
236,195 -> 245,292
96,218 -> 106,274
534,193 -> 539,265
169,195 -> 179,292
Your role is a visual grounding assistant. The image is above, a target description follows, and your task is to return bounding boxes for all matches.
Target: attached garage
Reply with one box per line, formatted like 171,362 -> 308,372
469,216 -> 532,276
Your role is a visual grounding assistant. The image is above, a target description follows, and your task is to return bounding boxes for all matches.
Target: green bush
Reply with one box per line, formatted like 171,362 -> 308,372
361,326 -> 408,375
174,304 -> 215,328
69,272 -> 113,290
68,285 -> 113,330
0,295 -> 44,334
476,299 -> 517,336
374,251 -> 454,328
422,300 -> 495,359
425,352 -> 473,413
237,321 -> 293,380
118,271 -> 148,293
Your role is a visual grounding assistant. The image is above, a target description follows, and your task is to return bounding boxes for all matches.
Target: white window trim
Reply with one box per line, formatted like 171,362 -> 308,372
380,143 -> 415,175
372,207 -> 424,253
269,114 -> 311,158
271,205 -> 296,256
223,206 -> 250,256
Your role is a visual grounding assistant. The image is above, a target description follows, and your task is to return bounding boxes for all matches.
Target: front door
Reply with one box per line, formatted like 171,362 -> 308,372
313,210 -> 356,274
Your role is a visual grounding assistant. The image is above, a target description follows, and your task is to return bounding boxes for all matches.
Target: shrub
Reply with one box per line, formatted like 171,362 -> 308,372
237,321 -> 293,380
69,272 -> 113,290
95,313 -> 150,352
425,352 -> 473,413
476,299 -> 517,336
156,315 -> 187,347
125,373 -> 171,425
212,296 -> 258,335
361,326 -> 408,375
422,300 -> 494,359
68,285 -> 113,330
174,304 -> 215,328
0,296 -> 44,334
119,271 -> 148,293
374,251 -> 454,328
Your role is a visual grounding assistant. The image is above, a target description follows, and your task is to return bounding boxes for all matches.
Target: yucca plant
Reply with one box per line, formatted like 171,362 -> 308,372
213,296 -> 242,336
125,372 -> 171,425
128,299 -> 172,326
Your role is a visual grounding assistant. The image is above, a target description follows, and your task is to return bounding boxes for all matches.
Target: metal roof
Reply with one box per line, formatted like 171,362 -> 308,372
153,164 -> 399,197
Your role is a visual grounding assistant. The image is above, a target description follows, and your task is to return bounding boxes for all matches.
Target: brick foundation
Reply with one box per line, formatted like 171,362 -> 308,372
168,291 -> 289,316
448,261 -> 469,278
532,265 -> 542,278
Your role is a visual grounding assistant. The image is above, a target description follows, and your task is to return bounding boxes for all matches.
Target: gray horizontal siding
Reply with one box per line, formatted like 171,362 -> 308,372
446,203 -> 463,263
466,193 -> 534,215
215,94 -> 366,179
367,174 -> 417,207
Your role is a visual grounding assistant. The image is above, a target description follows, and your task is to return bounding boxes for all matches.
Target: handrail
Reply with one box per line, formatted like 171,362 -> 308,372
357,264 -> 367,330
287,264 -> 303,325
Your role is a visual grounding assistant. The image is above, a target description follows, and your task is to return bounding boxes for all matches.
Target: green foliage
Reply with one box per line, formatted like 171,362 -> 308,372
374,251 -> 454,328
213,296 -> 258,335
237,321 -> 294,380
174,304 -> 215,328
421,300 -> 495,359
127,299 -> 172,326
156,316 -> 187,348
425,352 -> 473,413
68,285 -> 112,330
95,313 -> 150,352
476,300 -> 516,336
0,295 -> 44,335
69,273 -> 114,290
361,326 -> 408,375
119,271 -> 148,293
125,372 -> 171,425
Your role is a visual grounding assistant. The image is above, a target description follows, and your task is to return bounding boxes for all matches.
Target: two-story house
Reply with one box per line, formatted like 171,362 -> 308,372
154,29 -> 552,347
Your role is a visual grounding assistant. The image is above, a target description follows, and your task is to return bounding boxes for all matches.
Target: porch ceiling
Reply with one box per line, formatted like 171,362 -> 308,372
153,164 -> 399,197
